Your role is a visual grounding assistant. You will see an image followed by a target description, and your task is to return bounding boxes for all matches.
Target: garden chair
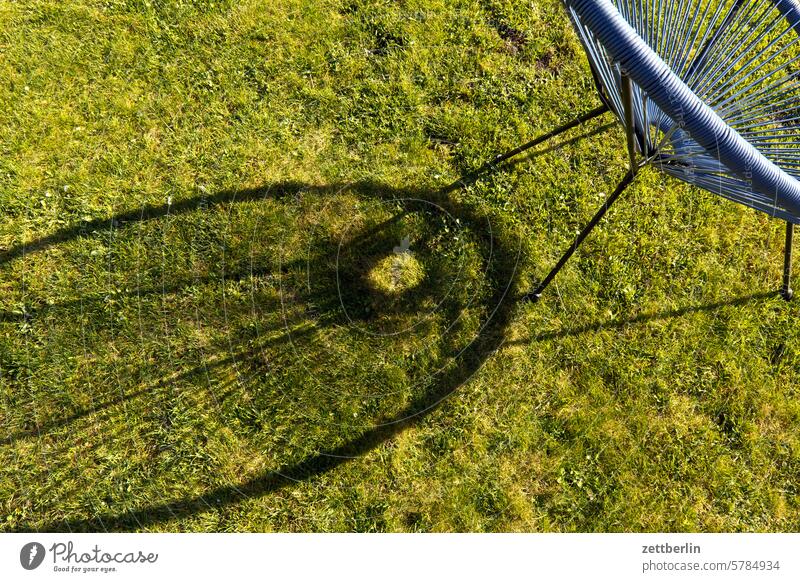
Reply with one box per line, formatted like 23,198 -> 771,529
516,0 -> 800,301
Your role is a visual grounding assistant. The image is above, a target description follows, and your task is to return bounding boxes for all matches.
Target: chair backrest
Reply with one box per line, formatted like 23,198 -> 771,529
566,0 -> 800,223
773,0 -> 800,30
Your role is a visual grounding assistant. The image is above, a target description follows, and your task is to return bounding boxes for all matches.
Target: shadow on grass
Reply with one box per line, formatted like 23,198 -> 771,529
3,113 -> 784,532
6,176 -> 525,532
508,291 -> 778,345
0,119 -> 615,272
5,287 -> 776,447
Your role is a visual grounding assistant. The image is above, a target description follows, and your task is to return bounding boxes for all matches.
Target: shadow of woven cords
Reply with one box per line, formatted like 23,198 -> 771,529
0,209 -> 415,447
0,183 -> 305,268
1,320 -> 320,445
5,273 -> 772,448
7,118 -> 614,532
7,120 -> 772,533
0,117 -> 614,269
8,178 -> 523,532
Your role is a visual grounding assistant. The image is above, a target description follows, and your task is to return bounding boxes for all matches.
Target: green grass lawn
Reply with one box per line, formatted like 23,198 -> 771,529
2,0 -> 800,532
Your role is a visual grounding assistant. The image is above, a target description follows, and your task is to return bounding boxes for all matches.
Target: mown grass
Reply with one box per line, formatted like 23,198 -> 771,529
1,0 -> 800,532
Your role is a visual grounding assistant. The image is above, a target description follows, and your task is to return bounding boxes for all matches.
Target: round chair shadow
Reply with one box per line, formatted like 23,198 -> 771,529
13,180 -> 523,532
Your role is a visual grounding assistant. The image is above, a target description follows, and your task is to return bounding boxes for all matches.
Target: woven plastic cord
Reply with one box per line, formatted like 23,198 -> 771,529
774,0 -> 800,29
567,0 -> 800,219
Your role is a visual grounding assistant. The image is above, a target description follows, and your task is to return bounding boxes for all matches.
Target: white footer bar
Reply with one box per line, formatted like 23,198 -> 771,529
2,533 -> 797,581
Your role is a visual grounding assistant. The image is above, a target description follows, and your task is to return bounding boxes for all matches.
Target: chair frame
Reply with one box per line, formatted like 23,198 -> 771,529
518,0 -> 797,302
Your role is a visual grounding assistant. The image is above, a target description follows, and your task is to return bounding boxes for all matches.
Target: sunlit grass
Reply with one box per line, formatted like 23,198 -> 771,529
0,0 -> 799,532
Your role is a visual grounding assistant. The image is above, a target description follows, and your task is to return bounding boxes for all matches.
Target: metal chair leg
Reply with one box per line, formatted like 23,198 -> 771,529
442,104 -> 610,195
523,169 -> 636,302
489,104 -> 609,167
524,72 -> 639,303
782,220 -> 794,301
